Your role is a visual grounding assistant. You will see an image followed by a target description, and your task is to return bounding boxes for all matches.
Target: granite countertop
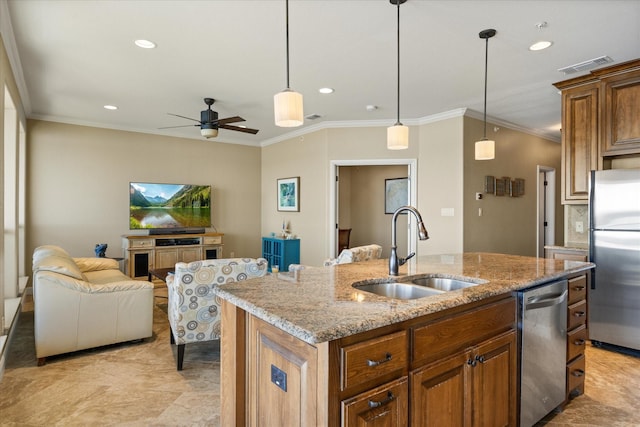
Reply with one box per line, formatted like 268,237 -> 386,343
216,252 -> 594,345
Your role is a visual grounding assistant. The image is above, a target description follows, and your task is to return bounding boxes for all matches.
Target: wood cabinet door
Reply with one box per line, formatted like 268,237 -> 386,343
155,249 -> 178,269
342,377 -> 408,427
178,247 -> 202,263
409,350 -> 470,427
561,85 -> 599,203
601,70 -> 640,155
471,330 -> 517,427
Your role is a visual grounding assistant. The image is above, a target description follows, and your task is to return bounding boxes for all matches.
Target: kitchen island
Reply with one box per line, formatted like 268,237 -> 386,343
217,252 -> 593,426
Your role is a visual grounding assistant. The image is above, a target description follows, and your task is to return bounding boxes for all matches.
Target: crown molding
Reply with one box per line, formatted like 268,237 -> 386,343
0,0 -> 31,115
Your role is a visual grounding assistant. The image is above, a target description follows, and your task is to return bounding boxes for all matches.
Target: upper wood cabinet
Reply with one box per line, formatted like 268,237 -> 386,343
554,58 -> 640,204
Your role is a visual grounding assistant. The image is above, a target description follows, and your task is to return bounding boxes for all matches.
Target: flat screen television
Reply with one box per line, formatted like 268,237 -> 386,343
129,182 -> 211,232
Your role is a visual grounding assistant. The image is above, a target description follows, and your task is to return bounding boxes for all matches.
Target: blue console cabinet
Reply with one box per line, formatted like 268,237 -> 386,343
262,237 -> 300,272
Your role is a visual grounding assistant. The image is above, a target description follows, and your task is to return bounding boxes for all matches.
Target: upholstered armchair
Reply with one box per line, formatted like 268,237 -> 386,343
289,244 -> 383,271
165,257 -> 268,370
324,244 -> 383,266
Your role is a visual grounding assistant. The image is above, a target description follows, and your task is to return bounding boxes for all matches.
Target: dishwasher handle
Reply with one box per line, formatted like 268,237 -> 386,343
525,290 -> 568,310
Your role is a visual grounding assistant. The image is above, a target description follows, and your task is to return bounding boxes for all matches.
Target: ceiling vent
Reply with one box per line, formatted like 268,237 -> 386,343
305,113 -> 322,120
558,55 -> 613,75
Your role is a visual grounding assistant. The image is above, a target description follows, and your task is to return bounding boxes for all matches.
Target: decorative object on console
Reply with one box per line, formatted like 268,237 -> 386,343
129,182 -> 211,232
94,243 -> 108,257
475,28 -> 498,160
385,177 -> 408,214
166,257 -> 267,370
277,177 -> 300,212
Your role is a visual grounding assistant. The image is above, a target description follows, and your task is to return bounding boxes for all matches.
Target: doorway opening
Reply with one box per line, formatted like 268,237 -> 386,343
537,166 -> 556,257
329,159 -> 417,259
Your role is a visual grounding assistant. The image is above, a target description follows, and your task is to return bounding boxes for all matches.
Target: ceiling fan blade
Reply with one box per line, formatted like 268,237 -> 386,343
219,124 -> 259,134
158,124 -> 199,129
167,113 -> 202,123
216,116 -> 245,125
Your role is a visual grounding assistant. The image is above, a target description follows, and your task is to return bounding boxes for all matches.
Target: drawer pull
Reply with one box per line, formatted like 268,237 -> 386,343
573,339 -> 586,346
573,286 -> 585,291
367,353 -> 392,367
368,391 -> 395,408
475,355 -> 485,364
571,369 -> 585,377
573,311 -> 586,317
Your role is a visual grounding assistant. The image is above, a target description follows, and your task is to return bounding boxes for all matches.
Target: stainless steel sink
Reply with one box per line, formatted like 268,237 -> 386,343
352,275 -> 485,300
401,277 -> 480,291
354,282 -> 445,300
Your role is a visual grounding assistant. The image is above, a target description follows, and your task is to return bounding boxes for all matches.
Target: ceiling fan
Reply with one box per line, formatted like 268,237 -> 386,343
160,98 -> 259,138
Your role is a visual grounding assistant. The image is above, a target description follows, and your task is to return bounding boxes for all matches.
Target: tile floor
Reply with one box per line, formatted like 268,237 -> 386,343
0,291 -> 639,426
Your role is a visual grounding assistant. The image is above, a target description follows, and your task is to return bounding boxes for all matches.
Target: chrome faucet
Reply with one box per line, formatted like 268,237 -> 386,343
389,206 -> 429,276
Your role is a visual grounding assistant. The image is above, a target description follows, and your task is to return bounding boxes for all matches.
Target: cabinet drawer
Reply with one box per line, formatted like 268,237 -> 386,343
341,377 -> 408,427
131,239 -> 153,248
341,331 -> 407,391
567,324 -> 588,362
568,275 -> 587,305
412,297 -> 515,366
568,300 -> 587,330
204,236 -> 222,245
567,354 -> 586,397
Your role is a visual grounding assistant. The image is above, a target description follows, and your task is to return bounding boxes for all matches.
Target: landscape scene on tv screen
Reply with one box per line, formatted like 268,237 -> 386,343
129,182 -> 211,229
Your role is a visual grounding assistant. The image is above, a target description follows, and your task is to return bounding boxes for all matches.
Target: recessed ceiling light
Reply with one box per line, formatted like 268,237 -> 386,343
134,39 -> 156,49
318,87 -> 334,94
529,40 -> 552,51
103,105 -> 118,110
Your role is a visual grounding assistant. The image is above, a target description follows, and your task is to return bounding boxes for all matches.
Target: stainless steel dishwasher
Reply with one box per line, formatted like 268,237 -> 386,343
517,279 -> 568,427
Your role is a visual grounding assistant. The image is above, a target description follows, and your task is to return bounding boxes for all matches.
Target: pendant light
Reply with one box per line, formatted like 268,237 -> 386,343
274,0 -> 303,127
387,0 -> 408,150
475,28 -> 497,160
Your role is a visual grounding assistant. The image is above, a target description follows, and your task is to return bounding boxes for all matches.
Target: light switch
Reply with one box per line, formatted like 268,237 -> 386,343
441,208 -> 454,217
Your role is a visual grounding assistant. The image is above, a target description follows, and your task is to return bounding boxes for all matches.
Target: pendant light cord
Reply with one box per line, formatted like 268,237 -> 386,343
396,0 -> 401,126
285,0 -> 290,90
483,35 -> 488,139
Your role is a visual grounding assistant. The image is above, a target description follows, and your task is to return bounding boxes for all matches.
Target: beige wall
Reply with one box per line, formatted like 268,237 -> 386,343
340,165 -> 408,259
463,116 -> 563,256
27,120 -> 262,259
262,117 -> 467,266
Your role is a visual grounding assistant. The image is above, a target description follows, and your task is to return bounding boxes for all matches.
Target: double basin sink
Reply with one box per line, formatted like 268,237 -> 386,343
353,275 -> 486,300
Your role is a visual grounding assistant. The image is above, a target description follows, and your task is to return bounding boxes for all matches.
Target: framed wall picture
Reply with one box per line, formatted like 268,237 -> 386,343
385,177 -> 408,214
277,177 -> 300,212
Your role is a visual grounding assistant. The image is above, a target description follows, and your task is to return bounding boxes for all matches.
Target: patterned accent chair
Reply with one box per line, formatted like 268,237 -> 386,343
323,244 -> 383,266
166,257 -> 268,370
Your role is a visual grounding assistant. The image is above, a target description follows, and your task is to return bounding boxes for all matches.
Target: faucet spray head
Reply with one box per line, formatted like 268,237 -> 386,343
417,221 -> 429,240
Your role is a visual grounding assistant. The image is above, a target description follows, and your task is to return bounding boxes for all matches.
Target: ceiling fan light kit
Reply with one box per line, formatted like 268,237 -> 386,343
274,0 -> 304,128
475,28 -> 497,160
387,0 -> 408,150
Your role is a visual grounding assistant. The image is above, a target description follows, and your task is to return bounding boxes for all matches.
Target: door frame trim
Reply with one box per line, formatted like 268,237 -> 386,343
329,159 -> 418,259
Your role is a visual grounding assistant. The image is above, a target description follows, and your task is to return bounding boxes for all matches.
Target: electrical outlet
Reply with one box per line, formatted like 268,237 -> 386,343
475,192 -> 483,200
271,364 -> 287,392
575,221 -> 584,233
230,251 -> 235,258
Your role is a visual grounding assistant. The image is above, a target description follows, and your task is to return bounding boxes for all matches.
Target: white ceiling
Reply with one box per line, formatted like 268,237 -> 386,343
5,0 -> 640,146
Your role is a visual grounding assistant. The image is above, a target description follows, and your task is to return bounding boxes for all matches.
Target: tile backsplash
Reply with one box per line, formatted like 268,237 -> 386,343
565,204 -> 588,248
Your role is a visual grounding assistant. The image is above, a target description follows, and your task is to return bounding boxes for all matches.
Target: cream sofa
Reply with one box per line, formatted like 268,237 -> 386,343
32,245 -> 154,365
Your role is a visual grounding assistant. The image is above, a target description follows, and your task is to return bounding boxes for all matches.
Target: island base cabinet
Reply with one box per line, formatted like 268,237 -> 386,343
246,315 -> 328,427
409,330 -> 516,427
341,377 -> 409,427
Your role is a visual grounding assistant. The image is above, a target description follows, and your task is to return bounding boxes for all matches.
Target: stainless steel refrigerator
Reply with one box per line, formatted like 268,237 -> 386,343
589,168 -> 640,351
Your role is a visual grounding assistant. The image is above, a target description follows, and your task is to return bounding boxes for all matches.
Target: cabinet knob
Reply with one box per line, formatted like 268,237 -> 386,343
475,355 -> 485,364
367,353 -> 392,367
574,311 -> 586,317
573,286 -> 585,291
368,391 -> 395,408
573,339 -> 586,346
467,358 -> 477,367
